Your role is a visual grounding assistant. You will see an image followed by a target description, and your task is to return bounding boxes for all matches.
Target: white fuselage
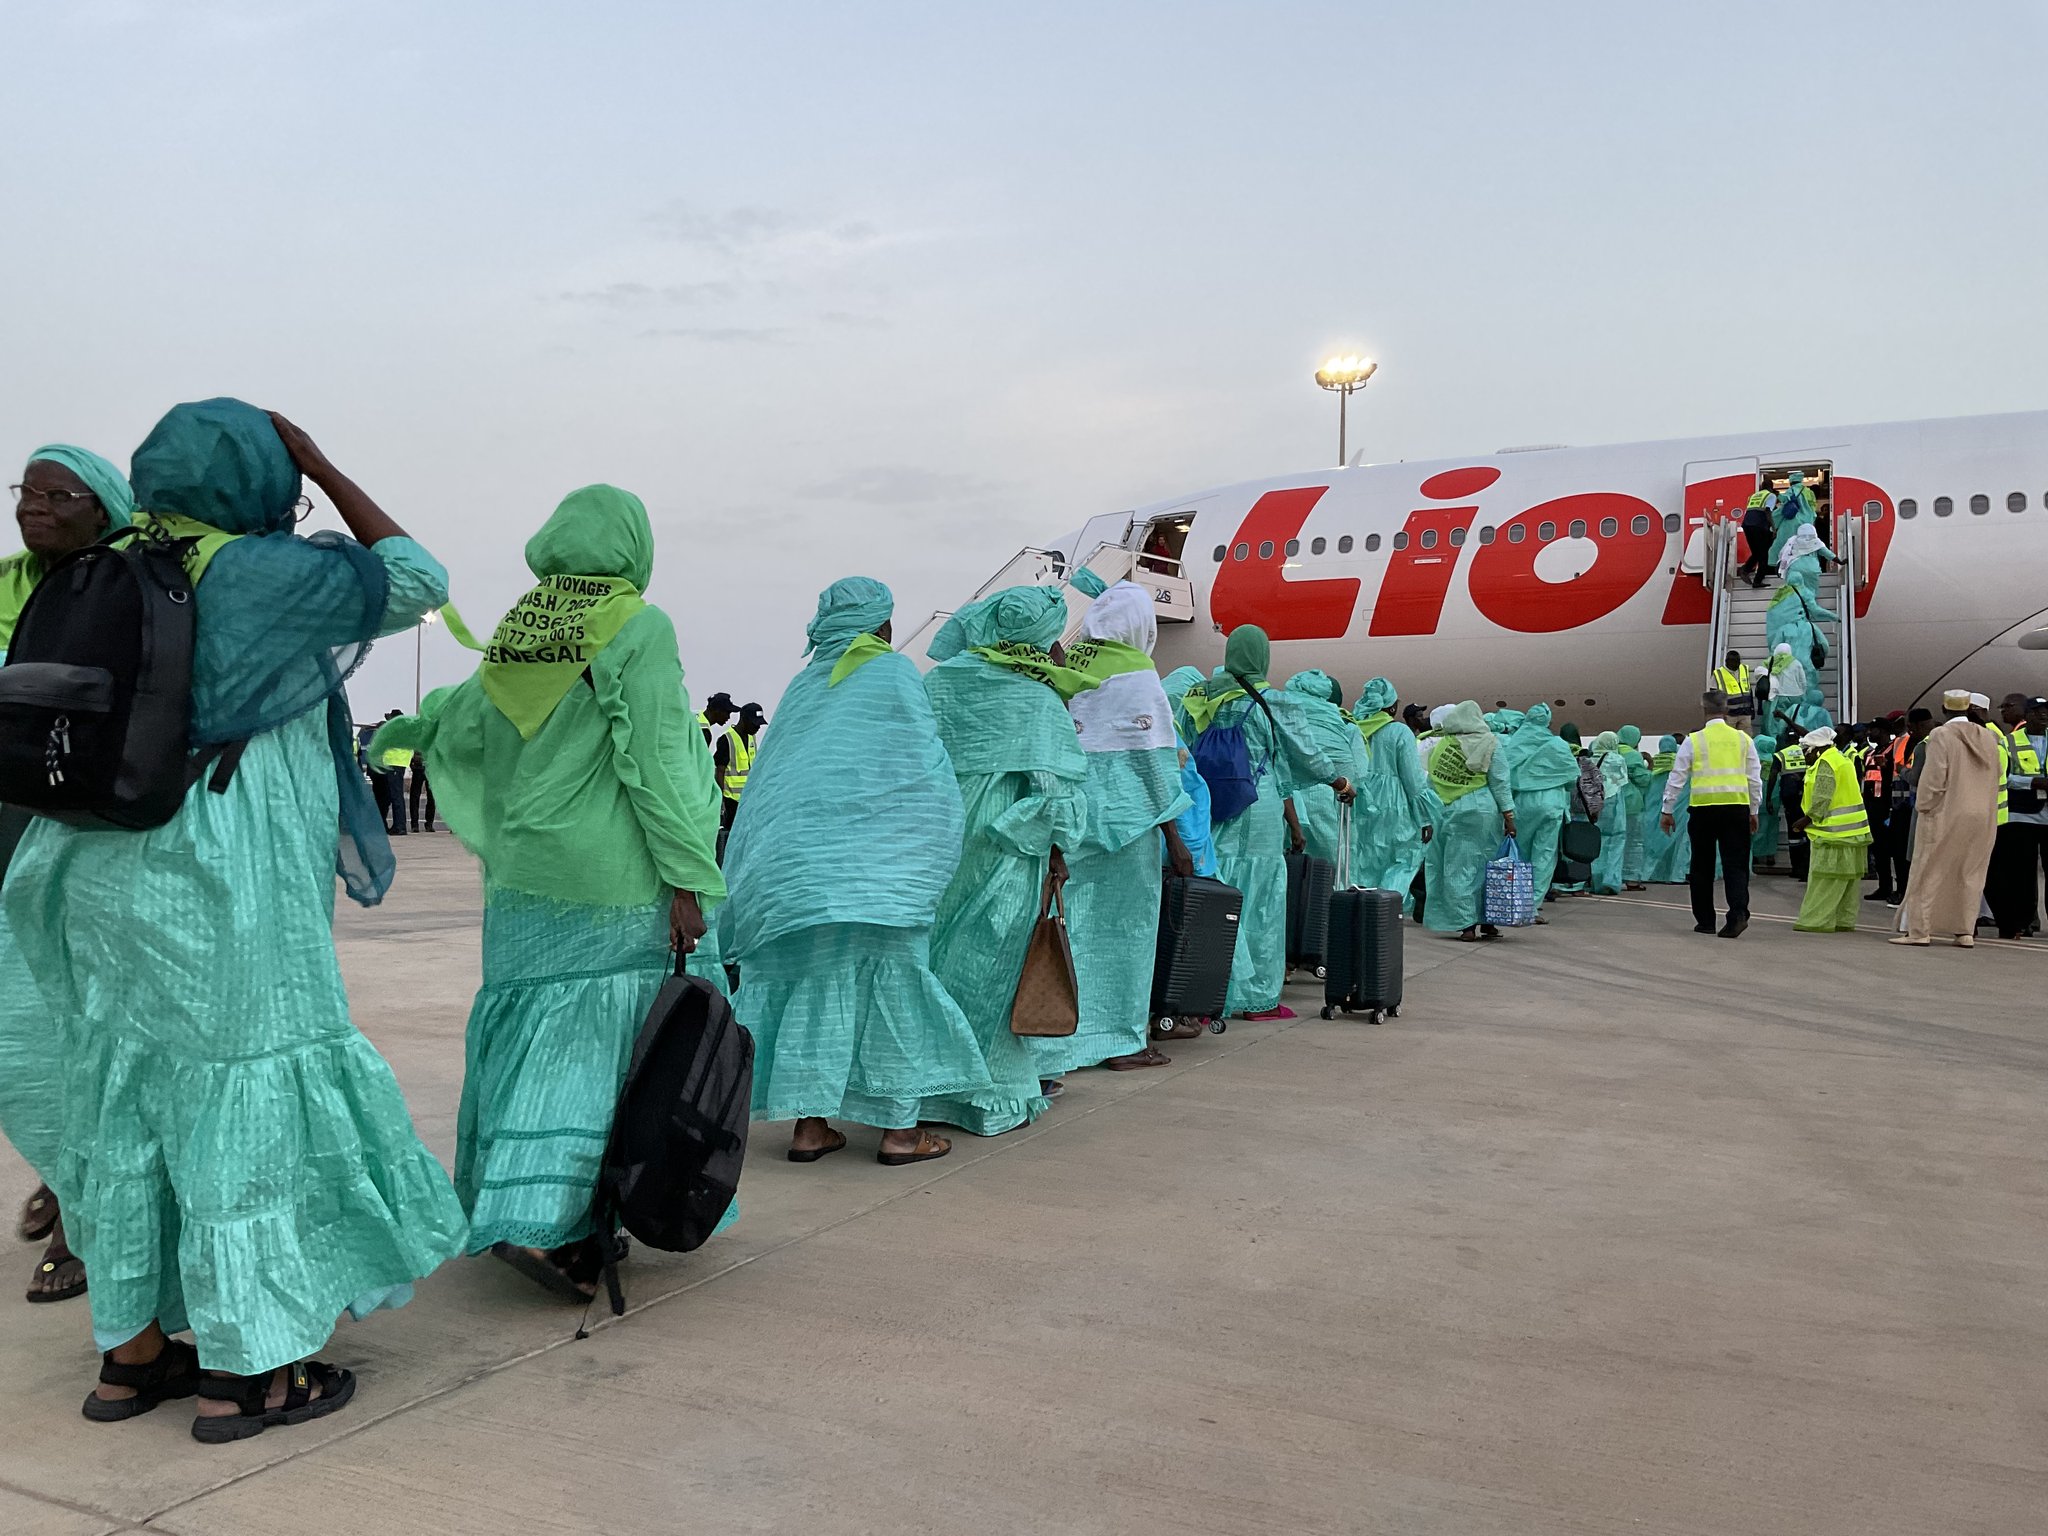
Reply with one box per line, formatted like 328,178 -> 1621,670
1090,411 -> 2047,727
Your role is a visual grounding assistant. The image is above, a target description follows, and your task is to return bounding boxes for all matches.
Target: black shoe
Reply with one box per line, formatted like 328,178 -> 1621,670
1719,917 -> 1748,939
1694,924 -> 1716,934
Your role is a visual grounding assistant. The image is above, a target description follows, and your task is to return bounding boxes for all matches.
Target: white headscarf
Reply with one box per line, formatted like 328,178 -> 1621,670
1801,726 -> 1836,748
1067,581 -> 1176,753
1777,524 -> 1826,575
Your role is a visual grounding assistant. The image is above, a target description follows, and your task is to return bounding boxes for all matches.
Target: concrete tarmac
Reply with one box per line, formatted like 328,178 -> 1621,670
1,836 -> 2044,1534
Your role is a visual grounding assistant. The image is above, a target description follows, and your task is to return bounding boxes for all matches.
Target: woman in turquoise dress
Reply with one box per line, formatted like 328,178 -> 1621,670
1585,732 -> 1632,894
379,484 -> 727,1301
1349,676 -> 1431,903
1421,701 -> 1518,939
6,400 -> 467,1440
723,577 -> 986,1167
1161,667 -> 1220,881
1282,669 -> 1365,866
1502,702 -> 1579,901
1030,581 -> 1192,1078
1641,734 -> 1692,883
1616,725 -> 1654,889
0,444 -> 134,1307
922,586 -> 1091,1132
1175,627 -> 1351,1019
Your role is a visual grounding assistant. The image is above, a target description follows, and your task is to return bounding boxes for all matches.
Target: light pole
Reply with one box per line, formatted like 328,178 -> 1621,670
1314,355 -> 1378,467
414,608 -> 440,711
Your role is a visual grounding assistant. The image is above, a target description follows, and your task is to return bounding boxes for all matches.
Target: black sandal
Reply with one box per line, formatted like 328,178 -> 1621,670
191,1360 -> 357,1444
18,1184 -> 57,1244
26,1236 -> 87,1303
80,1338 -> 201,1423
490,1239 -> 601,1302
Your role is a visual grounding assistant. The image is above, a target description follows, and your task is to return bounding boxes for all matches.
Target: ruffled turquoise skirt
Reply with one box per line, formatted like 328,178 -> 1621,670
1423,792 -> 1503,932
927,828 -> 1052,1137
1029,835 -> 1160,1074
0,903 -> 62,1180
1512,783 -> 1572,898
3,716 -> 468,1374
458,888 -> 668,1252
738,923 -> 991,1127
1215,779 -> 1288,1015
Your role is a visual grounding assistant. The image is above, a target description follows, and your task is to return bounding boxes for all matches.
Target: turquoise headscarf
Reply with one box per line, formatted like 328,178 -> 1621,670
26,445 -> 134,528
1502,700 -> 1580,790
1358,676 -> 1397,714
1618,725 -> 1642,748
1284,669 -> 1340,704
131,398 -> 396,905
927,584 -> 1068,662
804,575 -> 894,659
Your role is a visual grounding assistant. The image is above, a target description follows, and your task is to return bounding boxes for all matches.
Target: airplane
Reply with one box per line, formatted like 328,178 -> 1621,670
905,409 -> 2048,729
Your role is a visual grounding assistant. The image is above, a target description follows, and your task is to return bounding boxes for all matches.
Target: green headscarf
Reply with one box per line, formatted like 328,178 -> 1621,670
1593,730 -> 1619,752
1,445 -> 136,651
1357,676 -> 1396,713
1216,624 -> 1271,688
929,584 -> 1096,701
480,485 -> 652,739
1618,725 -> 1642,748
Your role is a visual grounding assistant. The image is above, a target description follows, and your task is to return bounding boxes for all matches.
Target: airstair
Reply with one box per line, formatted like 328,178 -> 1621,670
1703,516 -> 1862,727
897,514 -> 1197,669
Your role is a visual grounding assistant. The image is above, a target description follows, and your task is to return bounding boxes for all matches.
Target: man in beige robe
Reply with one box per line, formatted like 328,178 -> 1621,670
1891,691 -> 2001,947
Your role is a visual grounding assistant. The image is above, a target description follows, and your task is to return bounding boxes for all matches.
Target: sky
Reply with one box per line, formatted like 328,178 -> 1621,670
3,0 -> 2045,714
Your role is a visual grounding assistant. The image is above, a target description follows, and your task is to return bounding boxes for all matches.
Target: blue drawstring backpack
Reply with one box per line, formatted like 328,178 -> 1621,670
1194,680 -> 1279,825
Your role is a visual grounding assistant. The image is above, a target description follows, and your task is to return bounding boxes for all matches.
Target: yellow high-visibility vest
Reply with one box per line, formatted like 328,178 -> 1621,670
1690,720 -> 1751,806
1988,725 -> 2011,825
1746,489 -> 1770,511
1801,747 -> 1870,842
721,732 -> 756,803
1712,664 -> 1753,696
377,746 -> 412,770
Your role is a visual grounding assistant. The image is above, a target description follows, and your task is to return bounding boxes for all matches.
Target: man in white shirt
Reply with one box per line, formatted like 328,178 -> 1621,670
1660,691 -> 1764,937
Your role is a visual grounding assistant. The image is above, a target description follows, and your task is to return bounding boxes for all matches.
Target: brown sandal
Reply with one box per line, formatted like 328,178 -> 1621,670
19,1184 -> 57,1244
1105,1046 -> 1173,1070
787,1128 -> 848,1163
878,1129 -> 951,1166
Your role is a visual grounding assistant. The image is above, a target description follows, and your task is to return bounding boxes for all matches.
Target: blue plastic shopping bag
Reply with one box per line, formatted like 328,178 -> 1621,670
1484,836 -> 1537,927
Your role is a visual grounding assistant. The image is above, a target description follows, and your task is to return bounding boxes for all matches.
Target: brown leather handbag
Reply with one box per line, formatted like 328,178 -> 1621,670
1009,866 -> 1079,1037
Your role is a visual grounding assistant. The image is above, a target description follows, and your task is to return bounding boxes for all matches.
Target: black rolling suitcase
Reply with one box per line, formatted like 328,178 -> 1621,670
1152,873 -> 1242,1035
1285,849 -> 1335,977
1323,805 -> 1404,1024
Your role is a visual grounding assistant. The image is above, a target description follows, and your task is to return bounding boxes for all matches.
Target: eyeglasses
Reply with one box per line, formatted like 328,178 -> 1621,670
290,495 -> 314,525
9,485 -> 100,510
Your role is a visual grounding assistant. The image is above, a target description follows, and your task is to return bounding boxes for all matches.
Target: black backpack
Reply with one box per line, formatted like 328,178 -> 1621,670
0,528 -> 241,829
592,963 -> 752,1315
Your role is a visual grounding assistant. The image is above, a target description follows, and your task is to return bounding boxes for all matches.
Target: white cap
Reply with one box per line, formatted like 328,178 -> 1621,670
1802,726 -> 1836,748
1969,692 -> 1991,709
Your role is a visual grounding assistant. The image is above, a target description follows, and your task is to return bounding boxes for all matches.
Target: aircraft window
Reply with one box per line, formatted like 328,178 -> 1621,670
1508,524 -> 1527,544
1347,535 -> 1362,553
1212,544 -> 1226,562
1479,525 -> 1497,545
1419,529 -> 1438,550
1898,499 -> 1917,519
1864,499 -> 1883,521
1568,519 -> 1587,539
2009,492 -> 2027,514
1662,513 -> 1680,532
1449,526 -> 1467,547
1392,532 -> 1409,551
1538,520 -> 1557,541
1258,540 -> 1274,559
1933,497 -> 1953,518
1969,494 -> 1989,516
1285,539 -> 1300,556
1232,542 -> 1249,560
1630,515 -> 1650,535
1311,536 -> 1327,554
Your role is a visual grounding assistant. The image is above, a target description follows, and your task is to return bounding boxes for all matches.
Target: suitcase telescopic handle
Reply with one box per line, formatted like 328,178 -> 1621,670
1334,798 -> 1352,890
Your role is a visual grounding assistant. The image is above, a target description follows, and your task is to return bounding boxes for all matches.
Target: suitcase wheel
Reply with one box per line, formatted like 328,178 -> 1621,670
1313,965 -> 1327,980
1209,1018 -> 1227,1034
1320,1006 -> 1335,1021
1369,1009 -> 1388,1026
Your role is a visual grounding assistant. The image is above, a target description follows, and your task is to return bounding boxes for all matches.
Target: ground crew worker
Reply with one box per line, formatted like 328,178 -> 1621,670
1792,726 -> 1871,932
1660,691 -> 1761,937
1986,692 -> 2045,937
376,709 -> 410,835
1713,651 -> 1755,725
1738,483 -> 1776,586
1776,737 -> 1810,881
716,701 -> 765,832
698,690 -> 736,750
